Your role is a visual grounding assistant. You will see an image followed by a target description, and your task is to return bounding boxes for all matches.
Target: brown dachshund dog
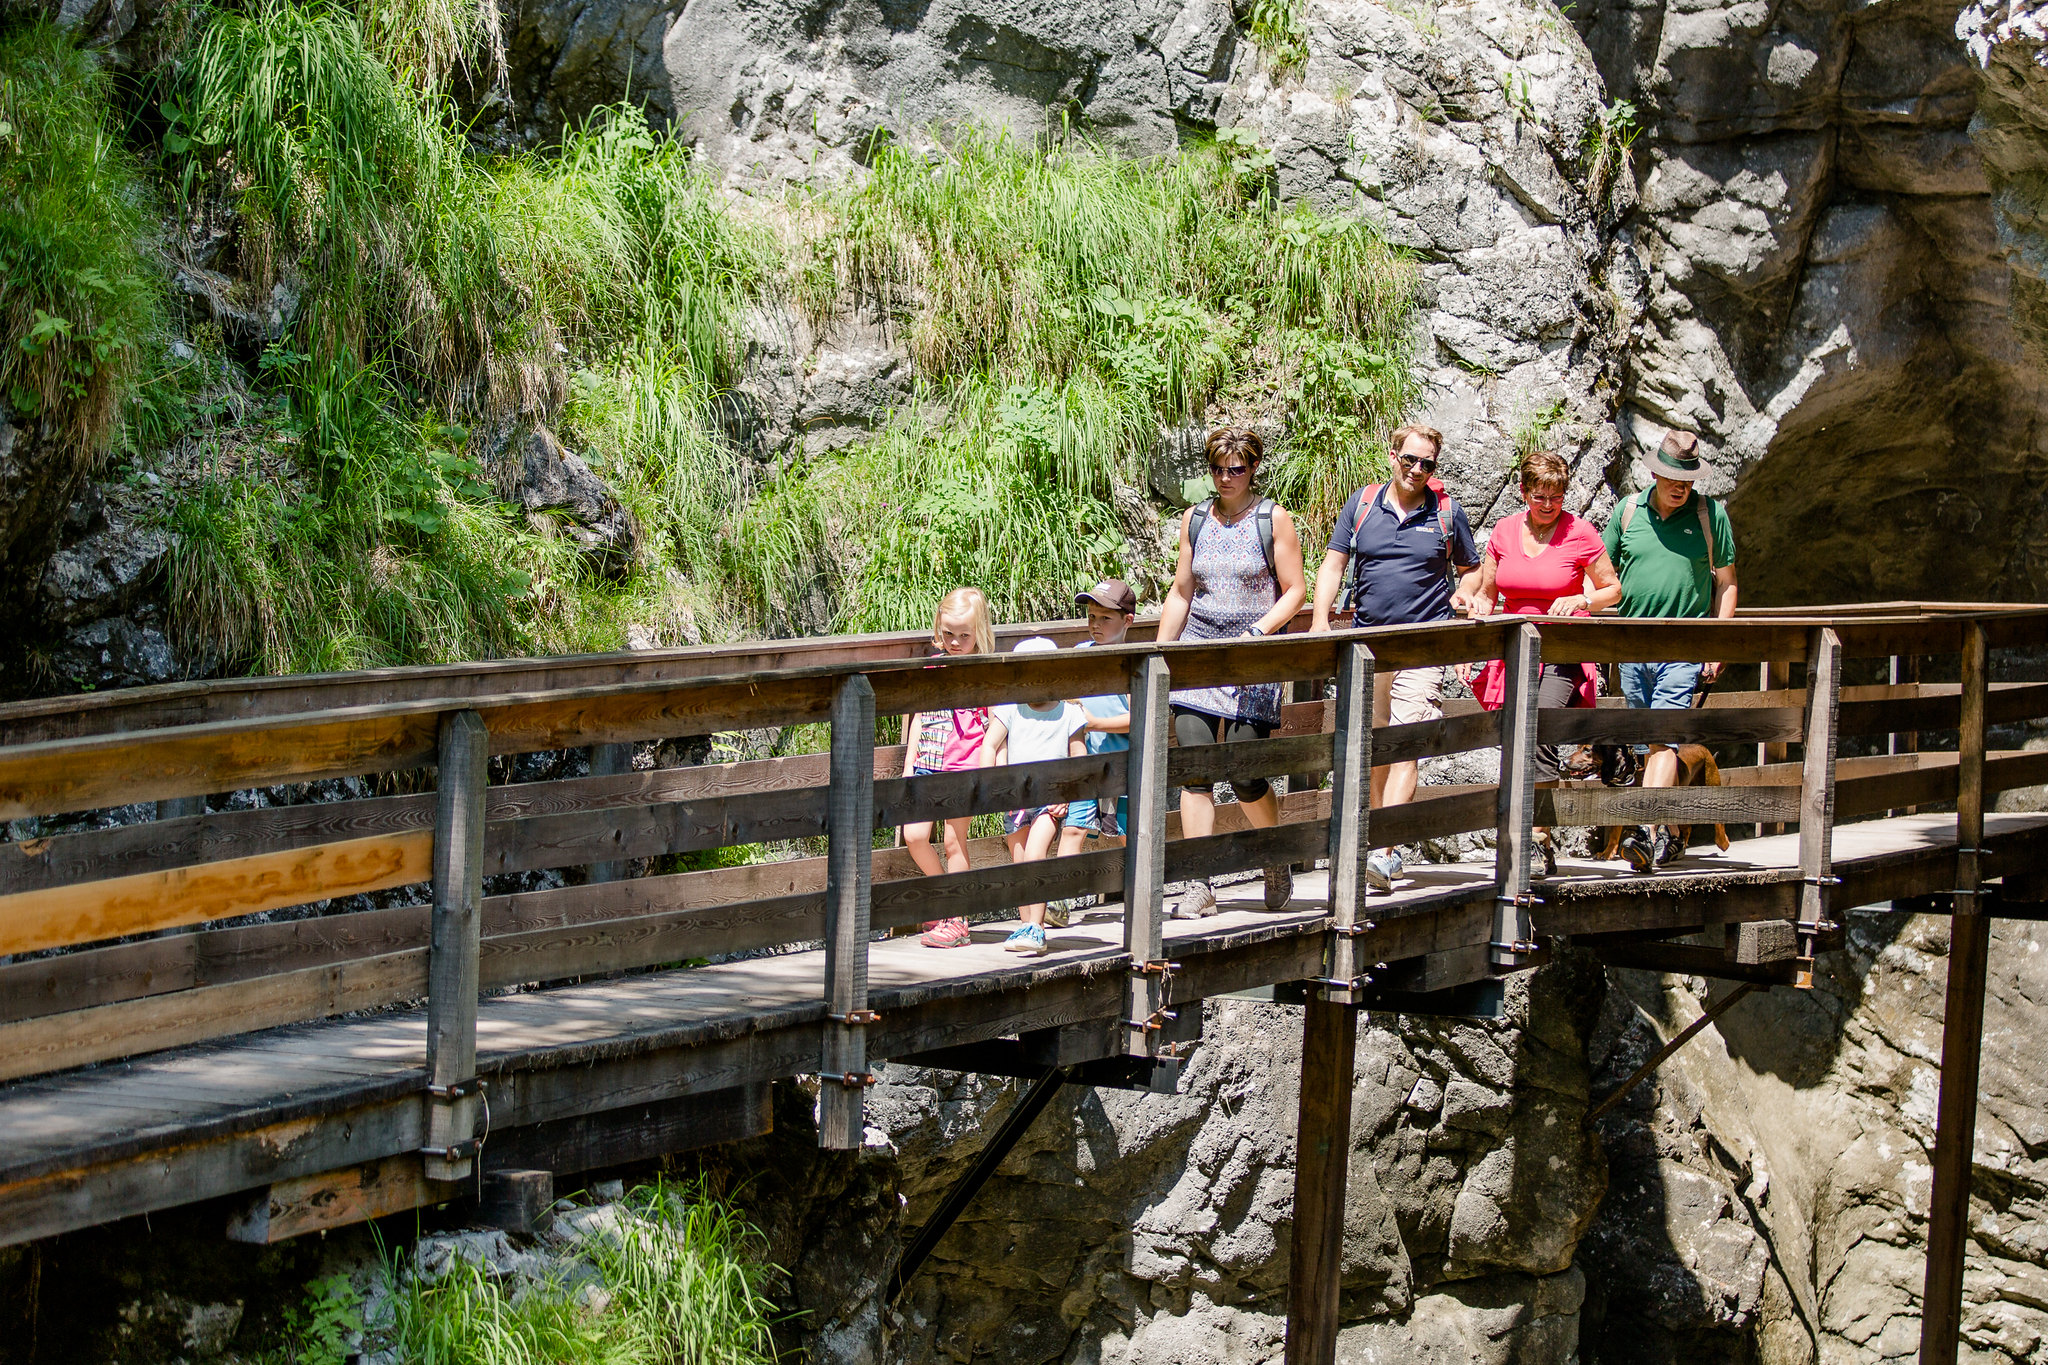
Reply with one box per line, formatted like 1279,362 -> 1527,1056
1561,742 -> 1731,861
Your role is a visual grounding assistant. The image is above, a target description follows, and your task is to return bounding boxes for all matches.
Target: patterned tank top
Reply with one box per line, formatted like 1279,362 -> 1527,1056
1171,501 -> 1283,725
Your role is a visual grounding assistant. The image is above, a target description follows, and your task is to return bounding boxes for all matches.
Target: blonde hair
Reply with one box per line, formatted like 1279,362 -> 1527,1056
1519,451 -> 1570,494
1389,423 -> 1445,458
934,587 -> 995,654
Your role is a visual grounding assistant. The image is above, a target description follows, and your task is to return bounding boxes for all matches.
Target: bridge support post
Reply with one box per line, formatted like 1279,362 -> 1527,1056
1285,994 -> 1359,1365
1323,643 -> 1374,1004
1921,621 -> 1991,1365
1124,654 -> 1172,1058
820,674 -> 877,1149
586,742 -> 634,883
424,710 -> 488,1182
1491,622 -> 1542,970
1794,628 -> 1841,989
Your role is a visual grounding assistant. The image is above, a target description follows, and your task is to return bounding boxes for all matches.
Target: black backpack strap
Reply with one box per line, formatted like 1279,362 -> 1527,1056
1188,499 -> 1213,554
1257,498 -> 1276,582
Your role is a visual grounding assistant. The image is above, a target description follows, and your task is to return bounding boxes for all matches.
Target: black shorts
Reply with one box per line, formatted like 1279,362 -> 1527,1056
1171,705 -> 1276,801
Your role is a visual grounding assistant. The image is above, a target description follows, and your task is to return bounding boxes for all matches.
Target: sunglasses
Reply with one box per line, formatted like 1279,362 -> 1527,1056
1396,454 -> 1438,473
1209,463 -> 1251,478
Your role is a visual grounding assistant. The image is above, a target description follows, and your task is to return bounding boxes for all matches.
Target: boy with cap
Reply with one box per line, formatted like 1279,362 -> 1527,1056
1059,581 -> 1138,875
1603,428 -> 1740,872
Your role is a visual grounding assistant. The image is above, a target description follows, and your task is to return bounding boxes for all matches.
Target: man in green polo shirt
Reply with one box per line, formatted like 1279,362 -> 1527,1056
1602,429 -> 1739,871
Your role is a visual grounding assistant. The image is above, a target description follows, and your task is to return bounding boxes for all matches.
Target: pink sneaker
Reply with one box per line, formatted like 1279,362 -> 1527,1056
919,917 -> 971,948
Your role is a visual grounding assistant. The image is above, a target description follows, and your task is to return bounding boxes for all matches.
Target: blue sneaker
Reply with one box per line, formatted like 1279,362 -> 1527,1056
1003,923 -> 1049,956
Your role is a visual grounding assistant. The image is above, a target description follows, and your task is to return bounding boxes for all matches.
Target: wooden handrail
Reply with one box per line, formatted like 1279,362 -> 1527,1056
5,604 -> 2048,1100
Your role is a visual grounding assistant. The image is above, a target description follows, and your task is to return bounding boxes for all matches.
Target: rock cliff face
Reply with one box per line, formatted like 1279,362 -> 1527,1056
692,960 -> 1609,1365
1574,0 -> 2048,605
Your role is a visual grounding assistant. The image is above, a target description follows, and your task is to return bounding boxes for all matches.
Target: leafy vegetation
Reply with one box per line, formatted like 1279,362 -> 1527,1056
1237,0 -> 1310,73
14,0 -> 1417,677
286,1181 -> 781,1365
0,24 -> 171,457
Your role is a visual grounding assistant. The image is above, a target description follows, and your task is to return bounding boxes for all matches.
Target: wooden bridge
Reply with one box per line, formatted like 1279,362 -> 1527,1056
2,603 -> 2045,1364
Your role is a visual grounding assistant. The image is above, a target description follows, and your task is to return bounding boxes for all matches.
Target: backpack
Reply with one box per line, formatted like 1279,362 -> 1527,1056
1188,497 -> 1277,582
1618,489 -> 1720,571
1341,480 -> 1463,609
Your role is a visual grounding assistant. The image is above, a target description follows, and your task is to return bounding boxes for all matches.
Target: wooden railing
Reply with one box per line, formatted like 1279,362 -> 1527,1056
2,607 -> 2047,1159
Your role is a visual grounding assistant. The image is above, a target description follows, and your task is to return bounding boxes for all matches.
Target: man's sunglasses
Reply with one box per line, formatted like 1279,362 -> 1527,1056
1210,463 -> 1251,478
1396,454 -> 1438,473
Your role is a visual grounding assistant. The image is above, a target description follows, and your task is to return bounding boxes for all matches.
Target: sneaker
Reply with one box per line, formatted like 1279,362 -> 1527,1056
919,917 -> 971,948
1173,881 -> 1219,920
1002,923 -> 1049,956
1264,864 -> 1294,910
1535,838 -> 1557,879
1044,899 -> 1073,928
1619,827 -> 1654,874
1653,829 -> 1683,867
1365,850 -> 1402,892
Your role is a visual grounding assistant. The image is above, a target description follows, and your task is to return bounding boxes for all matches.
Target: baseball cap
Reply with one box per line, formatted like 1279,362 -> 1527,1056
1075,579 -> 1138,614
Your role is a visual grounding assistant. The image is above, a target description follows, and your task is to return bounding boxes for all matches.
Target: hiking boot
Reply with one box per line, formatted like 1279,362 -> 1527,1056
1044,899 -> 1072,928
1264,864 -> 1294,910
919,917 -> 971,948
1653,829 -> 1684,868
1173,881 -> 1219,920
1535,837 -> 1557,879
1002,923 -> 1049,956
1619,827 -> 1655,874
1365,850 -> 1403,892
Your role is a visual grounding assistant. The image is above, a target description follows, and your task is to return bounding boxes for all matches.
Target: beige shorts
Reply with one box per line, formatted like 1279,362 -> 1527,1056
1373,665 -> 1445,730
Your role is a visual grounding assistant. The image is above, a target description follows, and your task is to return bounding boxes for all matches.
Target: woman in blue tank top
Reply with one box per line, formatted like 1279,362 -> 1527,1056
1155,428 -> 1308,919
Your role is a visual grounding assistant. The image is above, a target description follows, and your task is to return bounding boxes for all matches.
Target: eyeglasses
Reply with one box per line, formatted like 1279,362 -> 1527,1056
1525,493 -> 1564,505
1209,464 -> 1250,478
1396,454 -> 1438,474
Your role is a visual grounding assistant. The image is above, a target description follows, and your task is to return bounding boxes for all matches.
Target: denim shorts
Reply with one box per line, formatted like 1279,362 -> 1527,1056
1005,804 -> 1066,836
1620,660 -> 1703,754
1067,795 -> 1128,837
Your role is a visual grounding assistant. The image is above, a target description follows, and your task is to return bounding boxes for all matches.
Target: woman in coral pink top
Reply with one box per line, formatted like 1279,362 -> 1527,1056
1464,452 -> 1621,872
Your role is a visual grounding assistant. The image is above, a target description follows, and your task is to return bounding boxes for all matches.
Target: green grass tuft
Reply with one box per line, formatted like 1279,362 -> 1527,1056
0,23 -> 168,455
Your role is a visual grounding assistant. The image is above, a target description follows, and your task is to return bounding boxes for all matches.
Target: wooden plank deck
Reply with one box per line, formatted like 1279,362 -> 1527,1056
1,809 -> 2041,1230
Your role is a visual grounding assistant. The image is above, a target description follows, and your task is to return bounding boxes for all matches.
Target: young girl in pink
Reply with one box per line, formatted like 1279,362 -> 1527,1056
901,587 -> 994,948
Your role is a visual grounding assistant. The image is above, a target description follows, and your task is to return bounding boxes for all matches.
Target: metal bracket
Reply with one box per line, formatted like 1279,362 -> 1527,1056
1329,920 -> 1380,938
1303,974 -> 1374,991
1955,847 -> 1989,857
1130,960 -> 1181,976
1495,893 -> 1546,908
1801,875 -> 1843,887
419,1137 -> 482,1162
425,1077 -> 486,1101
829,1009 -> 882,1026
1490,939 -> 1543,955
817,1070 -> 878,1088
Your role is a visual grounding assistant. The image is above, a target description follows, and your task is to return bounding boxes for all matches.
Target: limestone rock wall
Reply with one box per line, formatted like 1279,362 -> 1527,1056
1573,0 -> 2048,605
691,955 -> 1609,1365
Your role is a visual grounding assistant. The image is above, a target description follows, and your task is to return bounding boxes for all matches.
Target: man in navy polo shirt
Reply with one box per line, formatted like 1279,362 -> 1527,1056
1310,423 -> 1482,890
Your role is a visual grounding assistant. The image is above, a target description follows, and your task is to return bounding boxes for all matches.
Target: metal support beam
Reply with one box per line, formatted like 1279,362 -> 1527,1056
887,1067 -> 1069,1301
1586,981 -> 1760,1126
1284,995 -> 1360,1365
1921,621 -> 1991,1365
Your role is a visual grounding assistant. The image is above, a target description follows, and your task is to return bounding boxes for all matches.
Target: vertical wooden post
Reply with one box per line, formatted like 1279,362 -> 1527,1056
1794,628 -> 1841,990
1287,677 -> 1324,840
1762,659 -> 1793,835
1921,621 -> 1990,1365
819,674 -> 877,1150
1892,652 -> 1921,816
151,796 -> 208,938
1284,993 -> 1359,1365
1323,644 -> 1375,1004
424,710 -> 488,1182
586,742 -> 633,883
1123,654 -> 1172,1059
1491,623 -> 1542,970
